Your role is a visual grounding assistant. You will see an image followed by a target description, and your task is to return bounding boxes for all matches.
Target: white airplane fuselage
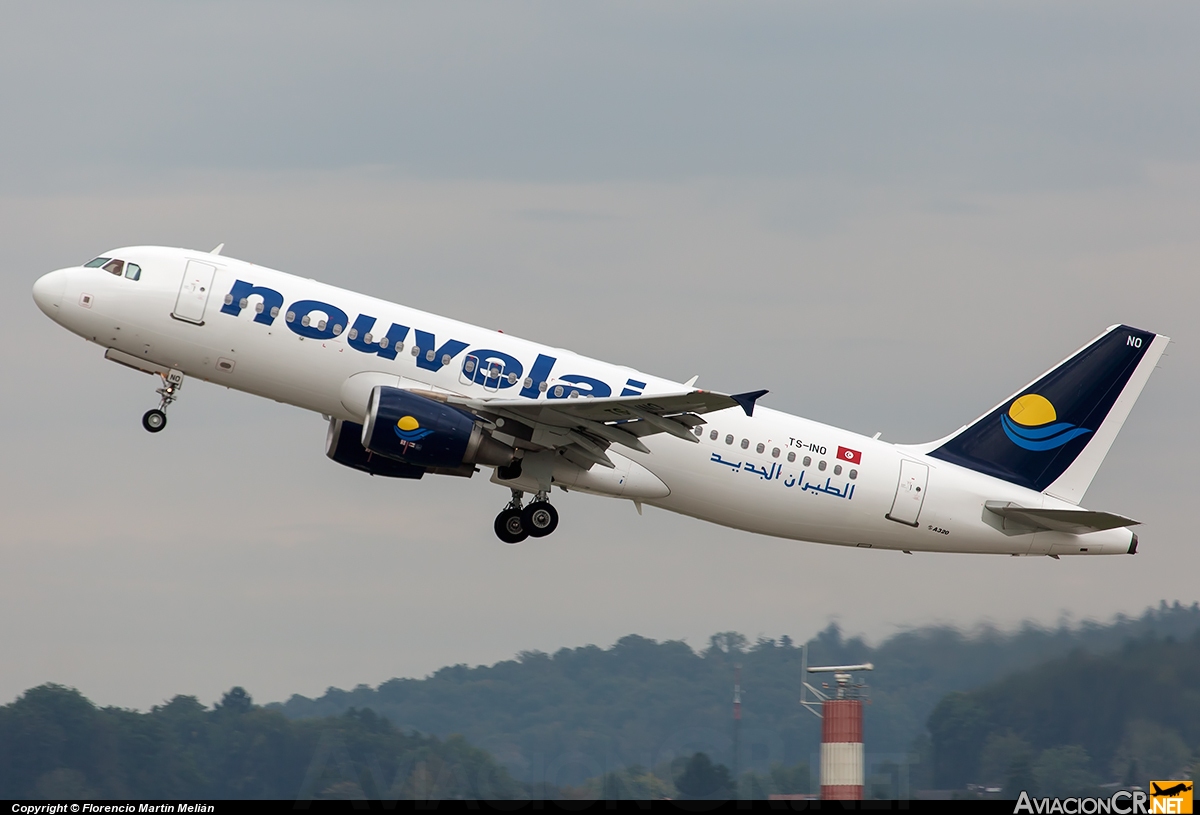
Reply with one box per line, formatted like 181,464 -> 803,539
32,246 -> 1152,557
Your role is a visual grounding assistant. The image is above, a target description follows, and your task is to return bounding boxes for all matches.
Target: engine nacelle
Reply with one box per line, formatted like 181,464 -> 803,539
326,418 -> 427,479
362,386 -> 515,470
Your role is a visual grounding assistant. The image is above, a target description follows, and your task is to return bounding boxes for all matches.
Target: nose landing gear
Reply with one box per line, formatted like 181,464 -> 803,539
142,369 -> 183,433
493,489 -> 560,543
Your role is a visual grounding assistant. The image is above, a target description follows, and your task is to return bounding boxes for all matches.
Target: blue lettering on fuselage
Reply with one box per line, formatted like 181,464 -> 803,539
549,374 -> 612,398
348,314 -> 410,360
413,330 -> 469,372
467,349 -> 524,388
219,281 -> 634,399
220,280 -> 285,325
287,300 -> 349,341
519,353 -> 557,398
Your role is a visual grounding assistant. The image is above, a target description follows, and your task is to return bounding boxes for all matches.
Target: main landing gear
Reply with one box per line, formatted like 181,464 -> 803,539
142,369 -> 183,433
494,489 -> 560,544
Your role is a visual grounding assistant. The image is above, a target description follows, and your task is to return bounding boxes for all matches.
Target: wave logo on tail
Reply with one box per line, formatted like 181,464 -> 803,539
1000,394 -> 1092,451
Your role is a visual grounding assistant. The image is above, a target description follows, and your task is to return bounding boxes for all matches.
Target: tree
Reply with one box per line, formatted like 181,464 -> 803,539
928,692 -> 990,787
215,687 -> 254,715
1034,746 -> 1098,798
979,731 -> 1035,792
707,633 -> 748,656
674,752 -> 733,799
1110,720 -> 1192,781
768,761 -> 811,795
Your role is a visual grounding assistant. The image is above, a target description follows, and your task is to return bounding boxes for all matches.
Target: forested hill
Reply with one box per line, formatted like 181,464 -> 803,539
273,601 -> 1200,785
928,629 -> 1200,794
0,685 -> 526,800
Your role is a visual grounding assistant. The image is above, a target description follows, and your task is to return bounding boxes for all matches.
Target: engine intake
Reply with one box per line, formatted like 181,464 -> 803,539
362,386 -> 515,470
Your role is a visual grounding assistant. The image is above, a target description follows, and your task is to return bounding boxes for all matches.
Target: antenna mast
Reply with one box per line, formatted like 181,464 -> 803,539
732,663 -> 742,798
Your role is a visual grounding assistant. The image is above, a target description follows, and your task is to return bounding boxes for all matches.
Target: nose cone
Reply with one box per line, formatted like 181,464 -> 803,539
32,270 -> 67,317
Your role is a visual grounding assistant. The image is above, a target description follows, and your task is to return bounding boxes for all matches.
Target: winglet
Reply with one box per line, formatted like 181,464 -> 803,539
210,243 -> 225,255
730,389 -> 768,417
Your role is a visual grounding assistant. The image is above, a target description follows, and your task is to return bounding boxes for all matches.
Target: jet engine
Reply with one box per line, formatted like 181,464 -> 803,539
361,386 -> 515,471
326,418 -> 427,478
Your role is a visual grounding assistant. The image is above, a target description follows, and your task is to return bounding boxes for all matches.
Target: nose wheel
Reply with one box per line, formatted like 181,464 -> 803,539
143,369 -> 183,434
142,409 -> 167,433
494,490 -> 560,543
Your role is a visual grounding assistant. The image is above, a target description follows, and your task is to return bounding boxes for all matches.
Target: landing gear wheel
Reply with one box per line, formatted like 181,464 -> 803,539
494,508 -> 528,544
522,501 -> 559,538
142,409 -> 167,433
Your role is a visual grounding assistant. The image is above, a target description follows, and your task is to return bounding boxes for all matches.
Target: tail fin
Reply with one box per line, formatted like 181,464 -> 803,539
929,325 -> 1168,503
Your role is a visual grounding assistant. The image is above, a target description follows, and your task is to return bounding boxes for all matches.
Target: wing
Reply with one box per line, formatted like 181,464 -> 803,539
443,389 -> 767,469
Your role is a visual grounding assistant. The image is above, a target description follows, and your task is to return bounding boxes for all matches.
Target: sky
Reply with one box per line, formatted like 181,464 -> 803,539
2,1 -> 1198,711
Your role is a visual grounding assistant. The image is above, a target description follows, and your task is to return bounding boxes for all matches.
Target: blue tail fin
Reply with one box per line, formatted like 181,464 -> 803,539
929,325 -> 1168,501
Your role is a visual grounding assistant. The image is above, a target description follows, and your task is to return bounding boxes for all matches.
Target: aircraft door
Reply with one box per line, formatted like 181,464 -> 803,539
460,354 -> 504,392
172,260 -> 217,324
460,354 -> 480,387
886,459 -> 929,526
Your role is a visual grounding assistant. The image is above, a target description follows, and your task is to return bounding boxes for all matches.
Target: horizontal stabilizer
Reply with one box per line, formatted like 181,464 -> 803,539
984,501 -> 1138,535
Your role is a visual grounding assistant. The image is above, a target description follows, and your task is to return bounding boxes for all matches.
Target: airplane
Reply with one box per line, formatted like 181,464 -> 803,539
1151,783 -> 1192,798
32,245 -> 1168,554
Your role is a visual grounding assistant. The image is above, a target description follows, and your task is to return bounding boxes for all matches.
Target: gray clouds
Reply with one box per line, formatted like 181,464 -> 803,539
3,3 -> 1198,188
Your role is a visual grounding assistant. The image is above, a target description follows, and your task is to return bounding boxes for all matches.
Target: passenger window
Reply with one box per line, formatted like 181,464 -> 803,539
772,447 -> 780,458
740,438 -> 749,449
710,430 -> 718,441
725,434 -> 734,445
787,452 -> 796,463
849,469 -> 858,480
818,460 -> 827,471
834,464 -> 842,476
125,263 -> 141,281
756,443 -> 765,454
803,456 -> 812,466
102,259 -> 124,276
693,426 -> 703,437
84,257 -> 111,268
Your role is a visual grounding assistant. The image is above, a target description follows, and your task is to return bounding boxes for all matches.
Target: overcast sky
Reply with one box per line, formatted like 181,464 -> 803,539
2,2 -> 1198,711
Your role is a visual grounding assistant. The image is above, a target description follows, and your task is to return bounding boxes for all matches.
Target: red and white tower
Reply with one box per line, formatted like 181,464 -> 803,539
800,658 -> 873,801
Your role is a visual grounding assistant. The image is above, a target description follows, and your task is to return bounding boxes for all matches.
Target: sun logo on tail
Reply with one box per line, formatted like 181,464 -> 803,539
1000,394 -> 1092,451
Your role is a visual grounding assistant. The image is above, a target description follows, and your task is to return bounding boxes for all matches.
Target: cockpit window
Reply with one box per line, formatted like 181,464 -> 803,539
85,256 -> 141,279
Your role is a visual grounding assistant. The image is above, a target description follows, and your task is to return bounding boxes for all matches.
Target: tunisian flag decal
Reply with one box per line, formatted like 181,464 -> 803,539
837,446 -> 862,465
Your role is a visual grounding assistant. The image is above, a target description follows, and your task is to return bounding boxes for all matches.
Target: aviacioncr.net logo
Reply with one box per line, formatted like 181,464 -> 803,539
1014,789 -> 1148,814
1149,781 -> 1193,814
